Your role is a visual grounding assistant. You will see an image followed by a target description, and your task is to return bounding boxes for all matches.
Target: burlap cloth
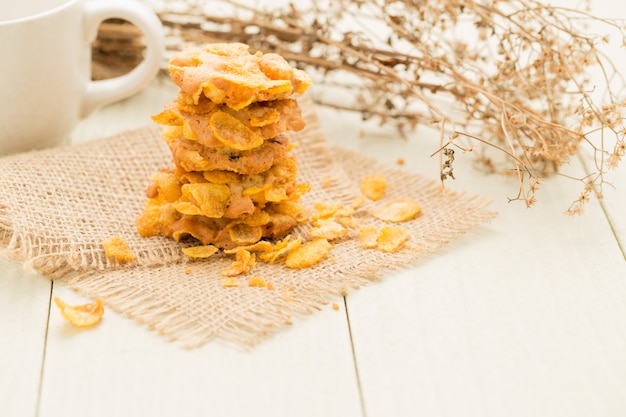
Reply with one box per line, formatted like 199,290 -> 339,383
0,96 -> 496,348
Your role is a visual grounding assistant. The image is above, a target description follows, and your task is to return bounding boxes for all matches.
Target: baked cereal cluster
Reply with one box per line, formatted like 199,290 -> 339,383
137,43 -> 313,249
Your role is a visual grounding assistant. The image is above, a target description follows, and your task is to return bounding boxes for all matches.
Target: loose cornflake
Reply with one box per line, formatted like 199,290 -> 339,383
309,219 -> 347,241
221,277 -> 240,287
377,226 -> 410,252
358,226 -> 379,248
222,249 -> 256,276
258,235 -> 301,263
313,201 -> 355,221
360,174 -> 387,201
285,238 -> 332,269
311,200 -> 359,228
336,215 -> 359,229
54,297 -> 104,328
182,244 -> 219,259
351,195 -> 366,210
102,235 -> 136,263
370,198 -> 422,222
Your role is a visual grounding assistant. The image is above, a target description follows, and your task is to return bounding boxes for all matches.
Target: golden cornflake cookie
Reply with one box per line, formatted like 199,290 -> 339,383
168,134 -> 292,175
163,211 -> 302,250
168,43 -> 312,110
153,97 -> 306,150
137,174 -> 310,249
140,166 -> 309,221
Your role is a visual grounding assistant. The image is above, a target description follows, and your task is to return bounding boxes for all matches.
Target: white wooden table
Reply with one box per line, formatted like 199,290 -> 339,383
2,3 -> 626,416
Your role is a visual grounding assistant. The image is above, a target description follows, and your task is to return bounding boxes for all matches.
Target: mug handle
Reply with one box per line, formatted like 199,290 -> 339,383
81,0 -> 165,117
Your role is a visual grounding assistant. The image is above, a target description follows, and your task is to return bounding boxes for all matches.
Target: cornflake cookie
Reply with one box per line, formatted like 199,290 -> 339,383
168,43 -> 312,110
153,96 -> 307,149
168,134 -> 293,175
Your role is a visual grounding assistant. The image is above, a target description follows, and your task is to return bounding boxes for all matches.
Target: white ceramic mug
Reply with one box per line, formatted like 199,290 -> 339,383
0,0 -> 165,155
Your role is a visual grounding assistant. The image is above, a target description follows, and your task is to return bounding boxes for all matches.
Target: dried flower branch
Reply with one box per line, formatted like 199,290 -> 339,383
94,0 -> 626,212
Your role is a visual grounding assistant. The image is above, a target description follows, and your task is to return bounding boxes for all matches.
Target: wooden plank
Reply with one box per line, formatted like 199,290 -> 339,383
38,286 -> 361,417
601,170 -> 626,256
0,258 -> 52,417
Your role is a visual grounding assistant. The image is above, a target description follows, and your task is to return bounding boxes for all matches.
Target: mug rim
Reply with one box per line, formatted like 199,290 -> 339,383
0,0 -> 80,26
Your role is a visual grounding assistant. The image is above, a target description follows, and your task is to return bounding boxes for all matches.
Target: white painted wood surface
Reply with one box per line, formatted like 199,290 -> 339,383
0,260 -> 50,417
2,1 -> 625,416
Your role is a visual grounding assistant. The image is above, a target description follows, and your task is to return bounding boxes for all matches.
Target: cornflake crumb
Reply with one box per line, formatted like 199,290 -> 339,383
248,275 -> 267,287
267,281 -> 275,290
351,195 -> 366,210
184,267 -> 193,274
102,235 -> 136,263
221,277 -> 240,287
396,158 -> 405,166
283,284 -> 294,301
332,303 -> 340,311
359,226 -> 379,248
222,249 -> 256,276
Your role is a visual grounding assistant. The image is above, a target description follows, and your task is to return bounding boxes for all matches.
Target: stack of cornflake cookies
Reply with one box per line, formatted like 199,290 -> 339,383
137,43 -> 423,275
137,43 -> 313,256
